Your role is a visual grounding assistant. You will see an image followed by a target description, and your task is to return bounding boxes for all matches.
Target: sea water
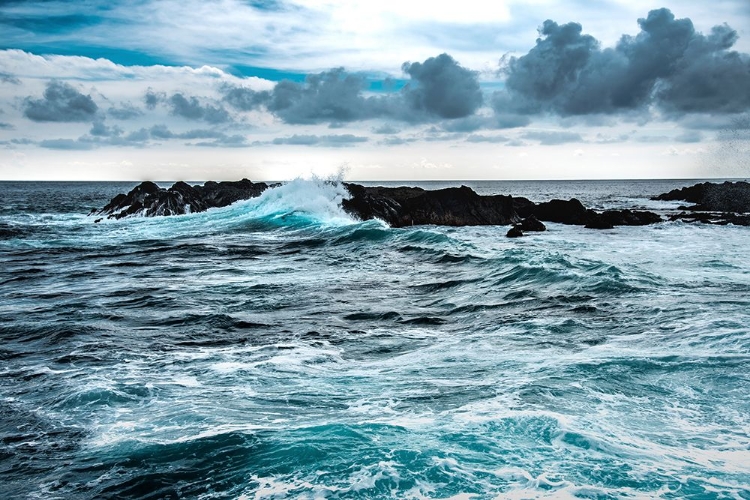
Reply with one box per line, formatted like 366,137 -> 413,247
0,179 -> 749,499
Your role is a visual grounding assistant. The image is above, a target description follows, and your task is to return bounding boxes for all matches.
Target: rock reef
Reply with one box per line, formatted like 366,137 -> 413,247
93,179 -> 272,219
94,179 -> 750,230
652,181 -> 750,226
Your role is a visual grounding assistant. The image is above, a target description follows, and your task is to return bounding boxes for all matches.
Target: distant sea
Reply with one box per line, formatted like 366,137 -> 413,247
1,179 -> 749,499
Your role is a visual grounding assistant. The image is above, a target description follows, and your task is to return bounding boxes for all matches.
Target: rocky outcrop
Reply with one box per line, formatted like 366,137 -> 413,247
653,181 -> 750,226
95,180 -> 666,230
668,211 -> 750,226
585,210 -> 663,229
519,215 -> 546,232
653,181 -> 750,213
93,179 -> 272,219
341,184 -> 518,227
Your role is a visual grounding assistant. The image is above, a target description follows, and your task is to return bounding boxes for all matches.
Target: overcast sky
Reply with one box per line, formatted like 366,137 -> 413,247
1,0 -> 749,181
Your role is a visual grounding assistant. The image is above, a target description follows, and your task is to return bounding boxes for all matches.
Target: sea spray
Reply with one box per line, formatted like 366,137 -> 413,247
232,175 -> 357,227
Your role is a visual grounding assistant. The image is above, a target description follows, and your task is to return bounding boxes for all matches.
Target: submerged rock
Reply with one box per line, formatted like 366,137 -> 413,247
94,179 -> 272,219
506,225 -> 524,238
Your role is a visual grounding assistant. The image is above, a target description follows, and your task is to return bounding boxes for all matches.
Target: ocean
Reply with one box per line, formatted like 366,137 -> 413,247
1,179 -> 749,499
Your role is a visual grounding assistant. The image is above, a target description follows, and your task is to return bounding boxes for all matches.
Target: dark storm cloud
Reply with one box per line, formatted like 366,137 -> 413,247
264,69 -> 387,124
221,54 -> 483,124
401,53 -> 483,119
23,81 -> 98,122
496,8 -> 750,117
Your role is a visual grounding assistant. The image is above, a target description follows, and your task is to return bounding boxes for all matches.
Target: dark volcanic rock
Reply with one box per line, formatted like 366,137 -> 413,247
653,181 -> 750,213
342,183 -> 518,227
532,198 -> 590,225
669,211 -> 750,226
506,226 -> 524,238
519,215 -> 546,232
95,179 -> 271,219
584,214 -> 614,230
96,179 -> 667,231
590,210 -> 663,228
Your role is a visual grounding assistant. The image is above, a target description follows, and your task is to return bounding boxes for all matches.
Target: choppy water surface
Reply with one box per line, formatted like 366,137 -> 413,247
1,179 -> 749,499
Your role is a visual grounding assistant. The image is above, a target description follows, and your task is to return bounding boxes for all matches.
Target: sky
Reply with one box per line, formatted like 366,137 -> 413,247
1,0 -> 749,181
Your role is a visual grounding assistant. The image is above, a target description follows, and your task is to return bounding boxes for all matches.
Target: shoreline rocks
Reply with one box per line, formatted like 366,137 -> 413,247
94,179 -> 750,229
93,179 -> 273,220
652,181 -> 750,226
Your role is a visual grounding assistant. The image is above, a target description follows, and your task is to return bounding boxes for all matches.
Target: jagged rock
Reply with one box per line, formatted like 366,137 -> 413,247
585,214 -> 614,229
94,179 -> 272,219
653,181 -> 750,213
342,183 -> 518,227
519,215 -> 546,231
532,198 -> 590,225
669,211 -> 750,226
594,209 -> 663,228
506,225 -> 524,238
95,180 -> 666,231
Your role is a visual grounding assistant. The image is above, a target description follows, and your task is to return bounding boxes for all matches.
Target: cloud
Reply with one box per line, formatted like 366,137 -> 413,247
89,120 -> 123,137
0,122 -> 14,130
675,130 -> 703,143
39,138 -> 94,150
221,84 -> 271,111
221,54 -> 483,124
401,53 -> 482,119
144,89 -> 165,110
378,136 -> 416,146
143,89 -> 233,123
168,93 -> 231,123
108,103 -> 144,120
372,124 -> 400,134
194,135 -> 248,147
261,68 -> 386,124
270,134 -> 368,146
521,130 -> 584,145
0,72 -> 20,84
23,80 -> 98,122
466,134 -> 508,143
496,8 -> 750,117
147,125 -> 243,144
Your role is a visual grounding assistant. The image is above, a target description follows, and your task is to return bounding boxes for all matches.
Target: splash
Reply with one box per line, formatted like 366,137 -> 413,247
234,175 -> 356,227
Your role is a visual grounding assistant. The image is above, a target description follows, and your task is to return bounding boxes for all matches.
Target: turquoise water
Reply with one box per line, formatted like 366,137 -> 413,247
1,179 -> 749,499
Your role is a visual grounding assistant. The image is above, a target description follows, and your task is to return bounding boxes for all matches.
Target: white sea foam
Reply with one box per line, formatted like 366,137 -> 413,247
230,175 -> 357,227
